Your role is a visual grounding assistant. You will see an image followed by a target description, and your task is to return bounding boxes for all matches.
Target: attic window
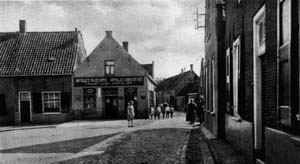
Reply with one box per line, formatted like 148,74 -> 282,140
48,56 -> 56,62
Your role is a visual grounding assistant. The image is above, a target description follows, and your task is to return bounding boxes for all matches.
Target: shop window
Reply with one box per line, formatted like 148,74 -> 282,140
232,36 -> 241,118
42,92 -> 61,113
83,88 -> 97,110
279,0 -> 291,46
105,60 -> 115,75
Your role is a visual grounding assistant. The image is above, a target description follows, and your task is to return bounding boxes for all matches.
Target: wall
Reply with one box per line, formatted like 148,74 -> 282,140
223,0 -> 266,159
225,114 -> 253,161
204,0 -> 219,137
0,76 -> 72,124
265,128 -> 300,164
204,0 -> 226,138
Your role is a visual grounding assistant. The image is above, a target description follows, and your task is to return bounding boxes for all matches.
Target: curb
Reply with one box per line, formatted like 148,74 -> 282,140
179,130 -> 190,164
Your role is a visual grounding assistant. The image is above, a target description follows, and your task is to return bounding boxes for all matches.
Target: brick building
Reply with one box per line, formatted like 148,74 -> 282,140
0,20 -> 87,124
204,0 -> 226,138
73,31 -> 156,119
205,0 -> 300,163
156,65 -> 199,111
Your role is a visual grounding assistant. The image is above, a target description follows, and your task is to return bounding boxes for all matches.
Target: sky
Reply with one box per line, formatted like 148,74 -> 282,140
0,0 -> 205,79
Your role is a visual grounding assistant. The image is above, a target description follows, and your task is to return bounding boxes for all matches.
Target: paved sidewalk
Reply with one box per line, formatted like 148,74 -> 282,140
184,125 -> 252,164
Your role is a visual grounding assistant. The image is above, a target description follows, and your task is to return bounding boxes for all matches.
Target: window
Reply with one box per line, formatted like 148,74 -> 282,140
43,92 -> 61,113
279,0 -> 291,46
254,7 -> 266,55
83,88 -> 96,110
226,48 -> 232,114
211,58 -> 216,114
232,36 -> 241,117
105,60 -> 115,75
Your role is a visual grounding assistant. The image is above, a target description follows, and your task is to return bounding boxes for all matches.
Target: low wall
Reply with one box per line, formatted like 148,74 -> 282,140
265,127 -> 300,164
225,114 -> 253,161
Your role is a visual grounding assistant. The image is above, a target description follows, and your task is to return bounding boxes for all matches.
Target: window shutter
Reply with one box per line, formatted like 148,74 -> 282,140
32,93 -> 42,113
61,92 -> 70,113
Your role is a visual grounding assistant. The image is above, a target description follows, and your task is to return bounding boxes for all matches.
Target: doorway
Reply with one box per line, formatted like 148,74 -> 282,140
105,96 -> 118,118
0,94 -> 6,116
103,88 -> 118,118
19,92 -> 31,122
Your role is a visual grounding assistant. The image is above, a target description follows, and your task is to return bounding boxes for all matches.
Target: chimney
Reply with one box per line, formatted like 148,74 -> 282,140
19,20 -> 26,33
190,64 -> 193,71
122,41 -> 128,52
74,28 -> 78,43
181,68 -> 184,73
105,31 -> 112,38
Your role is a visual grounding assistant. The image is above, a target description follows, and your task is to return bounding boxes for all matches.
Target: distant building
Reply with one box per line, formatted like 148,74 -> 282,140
73,31 -> 156,119
156,65 -> 199,111
0,20 -> 87,124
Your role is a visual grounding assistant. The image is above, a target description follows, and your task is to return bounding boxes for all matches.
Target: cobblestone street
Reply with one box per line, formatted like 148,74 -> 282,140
0,112 -> 249,164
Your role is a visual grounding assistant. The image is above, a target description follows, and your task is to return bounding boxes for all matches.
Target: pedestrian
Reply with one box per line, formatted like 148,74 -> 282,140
165,104 -> 170,118
144,107 -> 149,120
198,97 -> 205,125
170,105 -> 174,118
150,104 -> 155,120
186,99 -> 197,124
127,101 -> 135,127
155,104 -> 161,119
161,103 -> 166,119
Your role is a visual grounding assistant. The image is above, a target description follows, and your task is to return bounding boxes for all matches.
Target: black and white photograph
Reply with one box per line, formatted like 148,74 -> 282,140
0,0 -> 299,163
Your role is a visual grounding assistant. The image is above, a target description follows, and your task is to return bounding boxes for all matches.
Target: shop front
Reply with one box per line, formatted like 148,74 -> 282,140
73,76 -> 149,119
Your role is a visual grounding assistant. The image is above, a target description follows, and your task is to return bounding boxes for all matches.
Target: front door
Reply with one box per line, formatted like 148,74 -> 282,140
19,92 -> 31,122
0,94 -> 6,116
105,96 -> 118,118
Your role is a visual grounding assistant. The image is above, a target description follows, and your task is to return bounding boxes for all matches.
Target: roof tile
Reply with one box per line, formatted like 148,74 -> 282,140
0,31 -> 79,76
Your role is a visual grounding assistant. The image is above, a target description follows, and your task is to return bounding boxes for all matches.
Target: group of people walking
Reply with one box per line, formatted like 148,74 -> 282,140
127,97 -> 206,128
149,103 -> 175,120
127,101 -> 176,127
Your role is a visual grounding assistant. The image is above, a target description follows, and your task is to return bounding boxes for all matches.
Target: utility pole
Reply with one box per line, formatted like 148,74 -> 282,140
194,7 -> 205,30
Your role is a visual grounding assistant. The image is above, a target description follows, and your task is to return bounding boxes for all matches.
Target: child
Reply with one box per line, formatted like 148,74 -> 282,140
150,104 -> 155,119
127,101 -> 135,127
170,105 -> 174,118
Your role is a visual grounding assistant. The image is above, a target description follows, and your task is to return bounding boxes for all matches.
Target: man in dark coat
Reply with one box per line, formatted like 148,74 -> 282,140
186,99 -> 197,124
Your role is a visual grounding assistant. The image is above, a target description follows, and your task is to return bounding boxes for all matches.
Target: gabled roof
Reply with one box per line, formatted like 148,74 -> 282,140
177,81 -> 200,96
156,70 -> 199,92
74,31 -> 155,85
0,31 -> 83,76
142,63 -> 153,77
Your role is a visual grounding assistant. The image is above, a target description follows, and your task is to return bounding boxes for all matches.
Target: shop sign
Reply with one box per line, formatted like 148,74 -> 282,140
74,76 -> 144,86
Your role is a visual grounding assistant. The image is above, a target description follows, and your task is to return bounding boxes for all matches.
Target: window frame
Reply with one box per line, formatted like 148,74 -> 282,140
232,36 -> 241,118
211,58 -> 216,115
254,7 -> 266,56
279,0 -> 291,47
42,91 -> 61,114
105,60 -> 115,76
